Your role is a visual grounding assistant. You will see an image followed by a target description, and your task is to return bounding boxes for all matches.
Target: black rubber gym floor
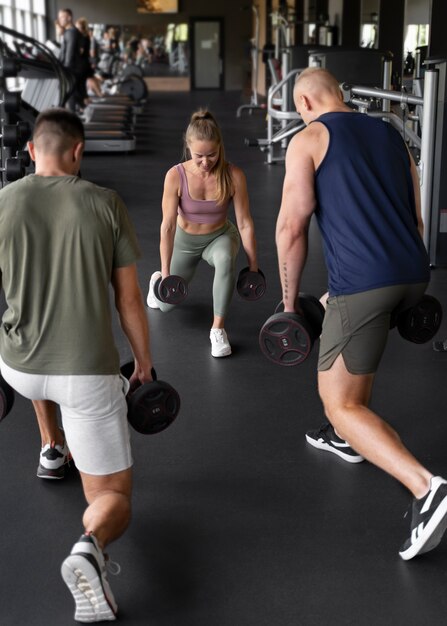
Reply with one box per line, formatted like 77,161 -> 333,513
1,92 -> 447,626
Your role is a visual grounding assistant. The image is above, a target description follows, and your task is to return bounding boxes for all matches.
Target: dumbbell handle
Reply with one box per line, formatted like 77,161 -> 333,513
127,367 -> 157,395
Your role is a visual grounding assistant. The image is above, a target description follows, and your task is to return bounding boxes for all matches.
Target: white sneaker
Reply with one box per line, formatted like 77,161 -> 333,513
147,271 -> 162,309
37,438 -> 72,480
61,533 -> 119,622
210,328 -> 232,357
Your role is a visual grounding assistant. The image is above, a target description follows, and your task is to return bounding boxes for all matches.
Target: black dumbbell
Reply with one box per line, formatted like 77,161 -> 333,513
0,121 -> 31,148
1,124 -> 22,148
259,294 -> 325,366
0,91 -> 21,113
120,361 -> 180,434
16,149 -> 31,168
154,275 -> 188,305
236,267 -> 266,301
1,157 -> 25,182
0,57 -> 21,78
0,373 -> 15,421
16,121 -> 31,143
391,294 -> 442,344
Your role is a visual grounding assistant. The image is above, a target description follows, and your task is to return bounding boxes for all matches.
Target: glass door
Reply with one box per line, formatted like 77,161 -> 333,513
191,18 -> 224,89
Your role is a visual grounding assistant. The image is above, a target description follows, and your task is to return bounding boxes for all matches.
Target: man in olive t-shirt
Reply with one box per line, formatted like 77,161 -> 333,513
0,108 -> 153,622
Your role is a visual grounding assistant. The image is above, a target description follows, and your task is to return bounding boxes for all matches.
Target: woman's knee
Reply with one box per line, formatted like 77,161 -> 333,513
212,252 -> 235,276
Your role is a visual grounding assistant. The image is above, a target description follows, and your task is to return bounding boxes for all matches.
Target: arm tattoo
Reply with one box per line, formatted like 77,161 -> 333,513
282,262 -> 289,302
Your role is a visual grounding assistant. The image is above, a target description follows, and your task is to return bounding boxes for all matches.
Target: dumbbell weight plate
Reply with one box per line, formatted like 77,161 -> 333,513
236,267 -> 266,301
154,275 -> 188,305
274,293 -> 325,341
120,360 -> 180,435
397,294 -> 443,344
259,312 -> 314,366
17,149 -> 31,167
299,294 -> 325,340
5,157 -> 25,182
2,124 -> 21,147
127,381 -> 180,435
4,91 -> 21,113
120,360 -> 135,381
16,121 -> 31,143
0,57 -> 21,78
0,373 -> 15,421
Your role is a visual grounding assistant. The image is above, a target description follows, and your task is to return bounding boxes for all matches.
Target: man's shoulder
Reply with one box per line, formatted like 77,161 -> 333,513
0,175 -> 122,207
296,119 -> 326,139
76,177 -> 112,193
64,26 -> 79,37
287,122 -> 325,156
0,175 -> 29,199
76,178 -> 124,207
66,176 -> 112,193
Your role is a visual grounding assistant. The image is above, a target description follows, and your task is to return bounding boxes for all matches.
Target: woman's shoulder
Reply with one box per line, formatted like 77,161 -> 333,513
166,162 -> 185,175
164,164 -> 183,189
227,162 -> 246,185
167,160 -> 193,174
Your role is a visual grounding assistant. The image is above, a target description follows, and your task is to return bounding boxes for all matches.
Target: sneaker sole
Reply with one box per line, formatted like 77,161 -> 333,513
146,298 -> 160,309
37,465 -> 65,480
61,555 -> 117,622
399,495 -> 447,560
211,348 -> 232,358
305,434 -> 365,464
37,453 -> 72,480
147,273 -> 162,309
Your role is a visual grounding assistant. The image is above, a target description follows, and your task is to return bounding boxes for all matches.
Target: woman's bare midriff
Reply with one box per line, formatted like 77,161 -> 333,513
177,215 -> 227,235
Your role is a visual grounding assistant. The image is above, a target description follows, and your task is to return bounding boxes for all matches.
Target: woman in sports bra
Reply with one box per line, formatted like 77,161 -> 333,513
147,109 -> 258,357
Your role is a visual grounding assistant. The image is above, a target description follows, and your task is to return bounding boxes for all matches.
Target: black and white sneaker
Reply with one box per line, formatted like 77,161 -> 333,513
305,422 -> 365,463
37,439 -> 71,480
61,533 -> 119,622
399,476 -> 447,560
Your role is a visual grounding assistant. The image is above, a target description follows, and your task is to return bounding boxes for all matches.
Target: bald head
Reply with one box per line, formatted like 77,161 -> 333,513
294,68 -> 346,124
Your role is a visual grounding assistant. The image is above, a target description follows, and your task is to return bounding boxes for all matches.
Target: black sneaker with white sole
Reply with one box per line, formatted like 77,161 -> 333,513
399,476 -> 447,560
61,533 -> 119,622
37,439 -> 71,480
305,422 -> 365,464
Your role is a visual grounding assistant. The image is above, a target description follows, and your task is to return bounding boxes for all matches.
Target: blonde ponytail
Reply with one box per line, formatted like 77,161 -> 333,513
184,109 -> 232,205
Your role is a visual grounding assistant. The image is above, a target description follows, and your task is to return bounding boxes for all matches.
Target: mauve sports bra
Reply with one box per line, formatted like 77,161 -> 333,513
176,163 -> 230,225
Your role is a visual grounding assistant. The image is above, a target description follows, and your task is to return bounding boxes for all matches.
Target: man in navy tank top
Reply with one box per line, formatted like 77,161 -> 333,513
275,67 -> 447,560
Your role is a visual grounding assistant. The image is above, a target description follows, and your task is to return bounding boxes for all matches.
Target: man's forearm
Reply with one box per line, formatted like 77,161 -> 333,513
117,295 -> 152,371
277,229 -> 308,312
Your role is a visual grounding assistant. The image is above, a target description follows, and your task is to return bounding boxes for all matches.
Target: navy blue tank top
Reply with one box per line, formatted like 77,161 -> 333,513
313,112 -> 430,295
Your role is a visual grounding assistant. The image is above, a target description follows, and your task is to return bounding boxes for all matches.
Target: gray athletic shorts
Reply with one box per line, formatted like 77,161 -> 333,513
0,358 -> 132,475
318,283 -> 428,375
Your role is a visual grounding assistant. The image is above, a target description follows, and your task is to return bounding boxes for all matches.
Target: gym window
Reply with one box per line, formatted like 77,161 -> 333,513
0,0 -> 46,42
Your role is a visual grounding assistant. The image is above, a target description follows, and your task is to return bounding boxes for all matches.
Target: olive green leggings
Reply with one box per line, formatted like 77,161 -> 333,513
158,221 -> 241,317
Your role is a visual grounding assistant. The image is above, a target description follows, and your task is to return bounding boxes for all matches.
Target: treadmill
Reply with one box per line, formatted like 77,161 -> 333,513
0,25 -> 139,153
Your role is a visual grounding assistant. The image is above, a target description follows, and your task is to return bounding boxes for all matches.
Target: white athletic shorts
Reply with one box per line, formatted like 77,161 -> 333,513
0,358 -> 133,475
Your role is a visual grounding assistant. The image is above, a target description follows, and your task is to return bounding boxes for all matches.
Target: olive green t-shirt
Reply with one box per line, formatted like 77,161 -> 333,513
0,174 -> 141,374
